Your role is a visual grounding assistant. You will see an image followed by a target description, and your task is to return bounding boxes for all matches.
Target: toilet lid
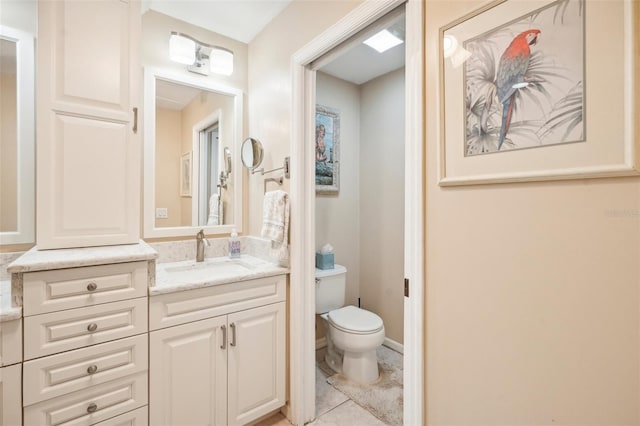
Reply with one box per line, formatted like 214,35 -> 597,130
327,305 -> 383,334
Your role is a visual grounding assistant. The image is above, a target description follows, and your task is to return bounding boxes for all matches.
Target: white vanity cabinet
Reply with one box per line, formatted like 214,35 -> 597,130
36,0 -> 141,249
20,260 -> 150,426
149,275 -> 287,426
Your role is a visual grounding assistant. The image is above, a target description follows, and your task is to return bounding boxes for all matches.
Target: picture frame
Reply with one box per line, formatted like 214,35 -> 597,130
180,151 -> 192,197
315,104 -> 340,194
439,0 -> 639,186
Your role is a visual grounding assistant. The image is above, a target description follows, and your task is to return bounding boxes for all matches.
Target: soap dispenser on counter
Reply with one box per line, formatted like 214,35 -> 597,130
229,228 -> 241,258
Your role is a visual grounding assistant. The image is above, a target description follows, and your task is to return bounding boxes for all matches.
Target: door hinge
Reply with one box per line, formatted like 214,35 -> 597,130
404,278 -> 409,298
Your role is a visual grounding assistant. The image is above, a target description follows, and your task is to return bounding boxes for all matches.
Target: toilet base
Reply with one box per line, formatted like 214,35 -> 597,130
342,349 -> 379,385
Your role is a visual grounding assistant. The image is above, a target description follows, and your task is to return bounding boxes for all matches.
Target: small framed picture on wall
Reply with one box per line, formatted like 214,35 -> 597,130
315,104 -> 340,194
180,151 -> 192,197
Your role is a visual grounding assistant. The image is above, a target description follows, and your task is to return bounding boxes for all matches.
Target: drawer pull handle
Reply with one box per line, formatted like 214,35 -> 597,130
220,325 -> 227,349
87,282 -> 98,292
230,322 -> 237,347
87,403 -> 98,413
87,323 -> 98,332
87,365 -> 98,374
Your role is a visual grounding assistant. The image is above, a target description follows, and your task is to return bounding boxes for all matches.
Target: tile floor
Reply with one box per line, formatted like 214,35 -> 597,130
256,346 -> 403,426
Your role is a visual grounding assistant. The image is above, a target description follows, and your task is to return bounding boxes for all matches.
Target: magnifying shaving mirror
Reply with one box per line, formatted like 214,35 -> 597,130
241,137 -> 264,171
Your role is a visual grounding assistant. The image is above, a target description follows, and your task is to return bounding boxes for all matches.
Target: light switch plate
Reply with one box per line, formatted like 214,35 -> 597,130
156,208 -> 168,219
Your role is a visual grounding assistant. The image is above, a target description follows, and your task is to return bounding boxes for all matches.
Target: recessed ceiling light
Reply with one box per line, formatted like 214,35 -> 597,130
363,29 -> 403,53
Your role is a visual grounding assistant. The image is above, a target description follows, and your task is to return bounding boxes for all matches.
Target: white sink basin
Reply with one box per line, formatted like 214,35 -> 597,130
162,259 -> 254,282
152,255 -> 289,295
164,259 -> 253,274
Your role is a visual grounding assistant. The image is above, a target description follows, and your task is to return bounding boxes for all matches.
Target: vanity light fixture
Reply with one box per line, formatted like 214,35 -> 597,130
169,32 -> 234,76
363,29 -> 403,53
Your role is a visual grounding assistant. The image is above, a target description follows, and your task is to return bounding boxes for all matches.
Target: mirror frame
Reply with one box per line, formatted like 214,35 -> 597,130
143,67 -> 243,238
0,25 -> 35,245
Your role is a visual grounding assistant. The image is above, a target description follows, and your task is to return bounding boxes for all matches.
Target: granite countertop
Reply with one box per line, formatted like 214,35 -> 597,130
151,254 -> 289,296
7,240 -> 158,273
0,280 -> 21,322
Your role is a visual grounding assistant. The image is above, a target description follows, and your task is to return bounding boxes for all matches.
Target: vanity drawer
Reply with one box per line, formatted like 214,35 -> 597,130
24,334 -> 148,405
24,371 -> 148,426
149,274 -> 286,330
23,261 -> 148,316
93,406 -> 148,426
0,318 -> 22,366
24,298 -> 148,360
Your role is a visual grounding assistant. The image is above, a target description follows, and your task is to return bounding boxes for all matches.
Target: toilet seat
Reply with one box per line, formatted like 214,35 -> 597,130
327,305 -> 383,335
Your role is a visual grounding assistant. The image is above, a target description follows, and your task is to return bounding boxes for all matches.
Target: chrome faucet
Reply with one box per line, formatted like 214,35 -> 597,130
196,229 -> 209,262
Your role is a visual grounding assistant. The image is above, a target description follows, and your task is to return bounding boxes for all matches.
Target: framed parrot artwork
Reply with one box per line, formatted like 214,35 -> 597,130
438,0 -> 639,186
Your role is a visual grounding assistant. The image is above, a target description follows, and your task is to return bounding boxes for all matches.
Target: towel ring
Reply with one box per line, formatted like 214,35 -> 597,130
264,176 -> 283,193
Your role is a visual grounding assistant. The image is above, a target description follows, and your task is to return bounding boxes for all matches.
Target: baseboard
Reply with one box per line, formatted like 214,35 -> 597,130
383,337 -> 404,354
317,336 -> 403,353
315,337 -> 327,350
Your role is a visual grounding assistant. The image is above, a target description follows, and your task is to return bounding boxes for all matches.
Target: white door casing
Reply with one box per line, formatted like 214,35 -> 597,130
289,0 -> 424,424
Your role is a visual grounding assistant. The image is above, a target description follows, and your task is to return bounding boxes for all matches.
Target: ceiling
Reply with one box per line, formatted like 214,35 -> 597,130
155,78 -> 201,110
143,0 -> 292,44
144,2 -> 404,86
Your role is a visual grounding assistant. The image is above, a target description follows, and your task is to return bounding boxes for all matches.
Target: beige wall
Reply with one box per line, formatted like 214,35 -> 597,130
360,68 -> 405,344
247,0 -> 363,236
179,91 -> 236,226
425,1 -> 640,424
316,72 -> 362,308
155,107 -> 182,227
0,72 -> 17,232
142,10 -> 248,94
315,69 -> 406,345
142,10 -> 248,236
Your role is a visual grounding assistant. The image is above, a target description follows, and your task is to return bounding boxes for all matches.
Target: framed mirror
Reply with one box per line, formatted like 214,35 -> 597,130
143,67 -> 243,238
0,25 -> 35,245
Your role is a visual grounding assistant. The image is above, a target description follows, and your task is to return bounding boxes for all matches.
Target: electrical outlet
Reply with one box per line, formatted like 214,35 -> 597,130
156,208 -> 168,219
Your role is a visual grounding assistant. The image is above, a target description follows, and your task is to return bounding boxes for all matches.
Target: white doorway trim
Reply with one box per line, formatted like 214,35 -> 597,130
289,1 -> 424,425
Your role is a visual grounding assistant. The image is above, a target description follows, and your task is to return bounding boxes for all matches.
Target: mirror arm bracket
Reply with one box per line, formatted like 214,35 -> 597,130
251,157 -> 290,179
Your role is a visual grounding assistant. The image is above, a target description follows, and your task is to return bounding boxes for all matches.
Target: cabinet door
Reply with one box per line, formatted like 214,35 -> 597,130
0,364 -> 22,426
227,302 -> 286,426
150,316 -> 227,426
36,0 -> 141,249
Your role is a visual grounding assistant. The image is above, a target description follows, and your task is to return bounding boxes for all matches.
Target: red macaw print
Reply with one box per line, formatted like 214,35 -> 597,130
495,29 -> 541,150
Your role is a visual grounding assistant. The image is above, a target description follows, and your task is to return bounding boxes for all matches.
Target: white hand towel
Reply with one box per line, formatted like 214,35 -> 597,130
207,194 -> 223,226
261,190 -> 290,264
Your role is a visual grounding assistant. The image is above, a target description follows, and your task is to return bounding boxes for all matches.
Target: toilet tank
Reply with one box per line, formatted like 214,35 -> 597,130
315,264 -> 347,314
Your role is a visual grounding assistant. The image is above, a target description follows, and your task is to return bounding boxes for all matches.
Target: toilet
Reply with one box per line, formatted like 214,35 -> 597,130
315,264 -> 385,384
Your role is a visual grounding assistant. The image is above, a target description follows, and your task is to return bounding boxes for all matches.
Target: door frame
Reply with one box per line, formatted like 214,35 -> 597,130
289,0 -> 424,424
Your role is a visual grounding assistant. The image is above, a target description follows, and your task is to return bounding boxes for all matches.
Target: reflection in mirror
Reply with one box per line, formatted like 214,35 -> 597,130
0,26 -> 35,245
241,137 -> 264,171
143,68 -> 243,238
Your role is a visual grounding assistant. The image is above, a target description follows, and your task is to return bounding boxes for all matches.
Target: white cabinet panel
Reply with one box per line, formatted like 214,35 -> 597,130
150,316 -> 227,426
23,262 -> 148,316
0,363 -> 22,426
37,0 -> 140,249
24,371 -> 147,426
0,319 -> 21,367
227,302 -> 286,426
93,406 -> 148,426
24,334 -> 147,405
149,275 -> 286,330
24,298 -> 148,360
